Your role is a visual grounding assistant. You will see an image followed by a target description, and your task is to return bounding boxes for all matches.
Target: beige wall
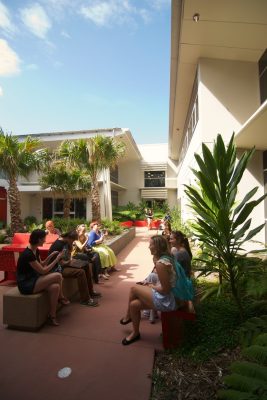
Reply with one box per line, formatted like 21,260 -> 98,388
199,58 -> 260,143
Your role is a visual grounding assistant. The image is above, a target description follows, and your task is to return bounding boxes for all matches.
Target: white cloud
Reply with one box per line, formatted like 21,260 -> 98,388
20,3 -> 51,39
0,86 -> 3,96
26,63 -> 38,70
147,0 -> 171,10
61,30 -> 70,38
80,2 -> 116,26
0,39 -> 21,76
0,1 -> 15,34
79,0 -> 145,27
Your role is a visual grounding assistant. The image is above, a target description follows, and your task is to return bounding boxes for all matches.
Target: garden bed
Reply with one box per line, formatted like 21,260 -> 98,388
105,227 -> 135,255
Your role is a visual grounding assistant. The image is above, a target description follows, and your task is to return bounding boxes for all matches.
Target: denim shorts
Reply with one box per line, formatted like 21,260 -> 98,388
152,288 -> 177,312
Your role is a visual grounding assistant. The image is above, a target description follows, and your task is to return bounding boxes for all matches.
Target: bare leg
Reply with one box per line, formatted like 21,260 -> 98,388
33,273 -> 62,318
122,286 -> 155,341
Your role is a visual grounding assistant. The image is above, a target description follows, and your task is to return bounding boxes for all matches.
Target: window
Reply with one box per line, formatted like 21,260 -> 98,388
110,165 -> 118,184
144,171 -> 165,187
259,49 -> 267,104
111,190 -> 118,208
42,198 -> 86,219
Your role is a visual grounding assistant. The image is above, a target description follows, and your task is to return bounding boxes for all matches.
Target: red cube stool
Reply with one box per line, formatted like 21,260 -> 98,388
161,309 -> 196,349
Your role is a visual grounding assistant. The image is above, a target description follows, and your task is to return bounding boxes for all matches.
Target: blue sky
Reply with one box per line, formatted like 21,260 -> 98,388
0,0 -> 171,144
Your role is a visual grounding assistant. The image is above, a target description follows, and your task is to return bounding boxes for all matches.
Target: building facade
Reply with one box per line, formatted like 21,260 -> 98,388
169,0 -> 267,244
0,128 -> 176,225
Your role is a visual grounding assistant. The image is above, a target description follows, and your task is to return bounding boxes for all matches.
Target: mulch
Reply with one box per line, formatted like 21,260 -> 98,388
150,347 -> 242,400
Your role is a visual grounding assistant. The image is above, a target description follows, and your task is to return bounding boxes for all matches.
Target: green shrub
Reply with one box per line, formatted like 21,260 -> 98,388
24,216 -> 37,228
0,233 -> 7,243
44,218 -> 86,234
101,219 -> 123,235
175,287 -> 242,361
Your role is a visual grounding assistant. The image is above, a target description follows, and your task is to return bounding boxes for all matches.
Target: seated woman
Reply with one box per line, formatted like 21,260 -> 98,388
16,229 -> 65,326
72,224 -> 102,284
45,220 -> 61,235
162,220 -> 172,242
49,231 -> 100,306
120,235 -> 192,345
87,222 -> 117,279
169,230 -> 192,278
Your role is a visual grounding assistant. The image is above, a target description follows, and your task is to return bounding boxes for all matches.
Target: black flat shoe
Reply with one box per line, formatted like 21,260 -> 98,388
122,334 -> 141,346
120,317 -> 132,325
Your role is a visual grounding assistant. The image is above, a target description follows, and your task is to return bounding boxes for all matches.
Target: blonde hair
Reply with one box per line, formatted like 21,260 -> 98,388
150,235 -> 171,258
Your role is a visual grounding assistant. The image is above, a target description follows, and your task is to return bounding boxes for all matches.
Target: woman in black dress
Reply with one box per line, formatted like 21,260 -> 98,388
17,229 -> 64,326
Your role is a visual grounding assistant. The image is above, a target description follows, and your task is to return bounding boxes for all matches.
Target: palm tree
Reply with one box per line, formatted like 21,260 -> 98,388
39,158 -> 91,219
0,129 -> 47,233
59,135 -> 125,221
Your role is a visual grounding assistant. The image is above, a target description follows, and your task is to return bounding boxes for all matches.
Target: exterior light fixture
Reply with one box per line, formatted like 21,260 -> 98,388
193,13 -> 200,22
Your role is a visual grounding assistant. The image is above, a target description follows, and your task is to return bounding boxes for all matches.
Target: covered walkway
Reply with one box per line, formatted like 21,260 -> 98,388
0,228 -> 163,400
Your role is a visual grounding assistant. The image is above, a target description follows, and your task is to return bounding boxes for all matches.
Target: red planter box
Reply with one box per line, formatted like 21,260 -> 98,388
120,221 -> 134,228
133,220 -> 147,227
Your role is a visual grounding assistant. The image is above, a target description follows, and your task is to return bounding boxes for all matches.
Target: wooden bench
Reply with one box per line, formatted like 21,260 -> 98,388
3,278 -> 79,331
161,307 -> 196,349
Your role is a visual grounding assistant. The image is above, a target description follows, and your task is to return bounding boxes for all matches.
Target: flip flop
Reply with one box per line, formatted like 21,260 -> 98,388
122,334 -> 141,346
120,317 -> 132,325
58,297 -> 70,305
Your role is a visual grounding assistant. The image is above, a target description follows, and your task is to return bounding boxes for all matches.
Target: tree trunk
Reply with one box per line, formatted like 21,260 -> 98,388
63,196 -> 71,219
91,178 -> 101,221
8,177 -> 23,234
228,264 -> 244,319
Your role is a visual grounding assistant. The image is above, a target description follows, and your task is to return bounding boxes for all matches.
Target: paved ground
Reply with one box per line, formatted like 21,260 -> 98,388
0,228 -> 163,400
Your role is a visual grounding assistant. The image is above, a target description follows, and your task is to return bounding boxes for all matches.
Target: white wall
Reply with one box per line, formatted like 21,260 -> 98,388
177,58 -> 265,246
199,58 -> 260,144
118,160 -> 141,205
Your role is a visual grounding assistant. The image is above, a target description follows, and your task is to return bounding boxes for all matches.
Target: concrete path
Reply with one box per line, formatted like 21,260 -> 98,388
0,228 -> 163,400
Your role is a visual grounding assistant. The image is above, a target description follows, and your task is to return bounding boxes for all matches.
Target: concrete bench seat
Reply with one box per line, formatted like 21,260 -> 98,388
3,278 -> 79,331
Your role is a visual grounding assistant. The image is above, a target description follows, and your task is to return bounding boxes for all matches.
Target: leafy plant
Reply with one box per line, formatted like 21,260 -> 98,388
101,219 -> 123,235
217,313 -> 267,399
28,223 -> 43,232
24,216 -> 37,229
0,129 -> 48,233
45,218 -> 85,234
170,205 -> 191,236
184,133 -> 267,317
175,281 -> 242,361
0,233 -> 7,243
59,136 -> 125,221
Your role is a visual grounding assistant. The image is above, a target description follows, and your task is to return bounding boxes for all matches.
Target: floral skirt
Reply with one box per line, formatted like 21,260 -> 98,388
151,288 -> 177,312
92,244 -> 117,269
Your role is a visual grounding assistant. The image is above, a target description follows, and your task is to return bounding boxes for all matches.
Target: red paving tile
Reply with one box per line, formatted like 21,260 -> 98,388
0,228 -> 163,400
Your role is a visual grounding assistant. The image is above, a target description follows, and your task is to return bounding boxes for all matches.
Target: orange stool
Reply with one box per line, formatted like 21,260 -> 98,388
161,309 -> 196,349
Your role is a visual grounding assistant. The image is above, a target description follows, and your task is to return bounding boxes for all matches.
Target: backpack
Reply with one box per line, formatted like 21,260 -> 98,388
160,255 -> 194,301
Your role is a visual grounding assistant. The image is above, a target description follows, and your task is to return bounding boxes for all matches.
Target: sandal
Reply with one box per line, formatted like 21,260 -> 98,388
58,297 -> 70,305
100,274 -> 109,280
47,315 -> 59,326
120,317 -> 132,325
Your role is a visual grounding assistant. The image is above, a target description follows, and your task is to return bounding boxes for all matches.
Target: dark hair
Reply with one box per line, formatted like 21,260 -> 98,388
61,230 -> 78,241
171,231 -> 192,259
29,229 -> 47,245
164,221 -> 172,232
151,235 -> 171,258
